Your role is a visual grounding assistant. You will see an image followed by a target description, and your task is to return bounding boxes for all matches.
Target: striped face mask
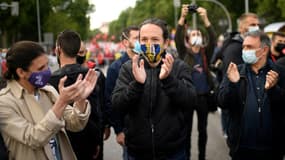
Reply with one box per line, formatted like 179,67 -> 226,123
141,43 -> 164,63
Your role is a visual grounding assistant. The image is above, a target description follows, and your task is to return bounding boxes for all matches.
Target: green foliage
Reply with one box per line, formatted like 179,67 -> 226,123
2,0 -> 285,47
108,0 -> 285,42
0,0 -> 94,47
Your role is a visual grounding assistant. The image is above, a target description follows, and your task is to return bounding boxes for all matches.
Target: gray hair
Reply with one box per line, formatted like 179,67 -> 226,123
244,30 -> 271,48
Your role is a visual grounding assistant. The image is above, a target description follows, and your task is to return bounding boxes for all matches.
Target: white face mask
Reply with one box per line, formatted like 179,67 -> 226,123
248,26 -> 260,32
242,49 -> 259,64
190,36 -> 203,46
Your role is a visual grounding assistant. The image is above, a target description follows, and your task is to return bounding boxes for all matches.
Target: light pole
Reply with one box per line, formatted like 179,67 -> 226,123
173,0 -> 181,27
192,0 -> 197,29
36,0 -> 42,43
245,0 -> 249,13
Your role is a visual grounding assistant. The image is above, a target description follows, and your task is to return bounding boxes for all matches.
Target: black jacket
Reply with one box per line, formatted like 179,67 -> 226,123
111,55 -> 196,158
217,60 -> 285,156
276,56 -> 285,67
49,64 -> 108,160
220,33 -> 243,73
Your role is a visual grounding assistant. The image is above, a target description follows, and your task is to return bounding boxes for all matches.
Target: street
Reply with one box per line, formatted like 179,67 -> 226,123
103,110 -> 231,160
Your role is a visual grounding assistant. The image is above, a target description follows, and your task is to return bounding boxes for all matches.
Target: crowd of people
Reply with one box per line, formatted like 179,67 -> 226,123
0,3 -> 285,160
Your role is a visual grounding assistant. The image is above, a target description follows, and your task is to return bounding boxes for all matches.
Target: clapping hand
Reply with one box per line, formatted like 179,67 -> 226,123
265,70 -> 278,90
132,55 -> 146,84
78,69 -> 98,100
159,53 -> 174,80
227,62 -> 240,83
58,69 -> 98,104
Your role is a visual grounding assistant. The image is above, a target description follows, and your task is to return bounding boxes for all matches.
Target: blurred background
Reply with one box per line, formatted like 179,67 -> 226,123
1,0 -> 285,66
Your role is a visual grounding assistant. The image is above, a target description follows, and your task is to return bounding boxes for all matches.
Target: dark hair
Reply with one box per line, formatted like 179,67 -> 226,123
56,30 -> 81,58
120,25 -> 139,41
244,30 -> 271,48
139,18 -> 169,40
4,41 -> 45,80
272,32 -> 285,41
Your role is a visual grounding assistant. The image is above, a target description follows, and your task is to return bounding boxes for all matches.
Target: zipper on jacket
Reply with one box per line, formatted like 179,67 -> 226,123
149,68 -> 156,160
259,106 -> 263,128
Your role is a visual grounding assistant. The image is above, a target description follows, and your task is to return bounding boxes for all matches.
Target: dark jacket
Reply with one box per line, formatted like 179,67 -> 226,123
217,60 -> 285,156
111,55 -> 196,158
220,33 -> 243,73
276,56 -> 285,67
49,64 -> 108,160
105,52 -> 130,134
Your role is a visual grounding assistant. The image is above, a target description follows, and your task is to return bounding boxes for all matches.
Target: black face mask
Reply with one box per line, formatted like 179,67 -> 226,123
274,43 -> 285,55
76,55 -> 86,64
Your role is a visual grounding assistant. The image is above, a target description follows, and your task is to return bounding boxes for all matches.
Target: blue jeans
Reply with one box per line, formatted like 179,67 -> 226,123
127,148 -> 187,160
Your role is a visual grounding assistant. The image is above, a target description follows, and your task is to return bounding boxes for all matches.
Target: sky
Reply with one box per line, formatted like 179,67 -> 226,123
89,0 -> 137,29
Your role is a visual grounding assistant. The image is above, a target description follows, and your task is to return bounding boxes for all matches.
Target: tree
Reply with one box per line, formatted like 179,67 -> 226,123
108,0 -> 285,42
0,0 -> 94,47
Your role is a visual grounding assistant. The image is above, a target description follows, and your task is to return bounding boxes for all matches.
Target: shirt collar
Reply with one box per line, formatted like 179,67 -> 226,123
7,80 -> 26,99
8,80 -> 51,99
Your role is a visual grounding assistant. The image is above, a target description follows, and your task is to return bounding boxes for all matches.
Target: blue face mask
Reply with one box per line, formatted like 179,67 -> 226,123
28,68 -> 52,88
242,49 -> 258,64
248,26 -> 260,32
132,40 -> 142,54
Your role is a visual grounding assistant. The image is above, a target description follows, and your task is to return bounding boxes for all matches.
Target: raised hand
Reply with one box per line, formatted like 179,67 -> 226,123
178,4 -> 189,25
57,69 -> 98,103
159,53 -> 174,80
132,55 -> 146,84
58,74 -> 84,104
181,4 -> 189,18
196,7 -> 211,27
79,69 -> 98,100
265,70 -> 278,90
227,62 -> 240,83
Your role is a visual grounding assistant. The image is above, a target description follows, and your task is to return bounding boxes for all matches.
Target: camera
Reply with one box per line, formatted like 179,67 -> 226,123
188,4 -> 198,13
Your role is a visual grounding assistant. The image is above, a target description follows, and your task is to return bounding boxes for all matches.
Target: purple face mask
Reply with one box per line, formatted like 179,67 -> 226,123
28,68 -> 52,88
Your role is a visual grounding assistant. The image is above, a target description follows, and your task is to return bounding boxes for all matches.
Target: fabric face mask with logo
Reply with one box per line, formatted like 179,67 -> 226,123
242,49 -> 259,64
28,68 -> 52,88
141,43 -> 164,63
